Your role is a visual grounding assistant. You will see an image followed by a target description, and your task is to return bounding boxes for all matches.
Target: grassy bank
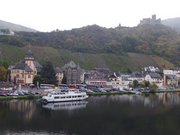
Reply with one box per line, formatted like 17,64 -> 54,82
0,95 -> 41,100
88,89 -> 180,96
87,91 -> 135,96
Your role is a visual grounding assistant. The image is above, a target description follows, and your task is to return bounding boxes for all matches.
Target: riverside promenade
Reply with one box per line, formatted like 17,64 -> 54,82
1,86 -> 180,100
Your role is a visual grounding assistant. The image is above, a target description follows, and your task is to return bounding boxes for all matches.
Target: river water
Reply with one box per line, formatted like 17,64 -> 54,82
1,93 -> 180,135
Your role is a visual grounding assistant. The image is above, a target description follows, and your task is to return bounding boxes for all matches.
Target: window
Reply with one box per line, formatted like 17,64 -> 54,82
28,75 -> 31,78
54,96 -> 59,99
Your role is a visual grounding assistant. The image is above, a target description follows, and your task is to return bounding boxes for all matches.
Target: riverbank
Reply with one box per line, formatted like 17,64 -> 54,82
0,89 -> 180,100
143,89 -> 180,93
1,90 -> 141,98
88,89 -> 180,96
0,95 -> 41,100
88,91 -> 134,96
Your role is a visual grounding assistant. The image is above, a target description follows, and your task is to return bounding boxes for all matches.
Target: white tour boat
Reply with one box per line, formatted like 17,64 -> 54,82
42,90 -> 88,104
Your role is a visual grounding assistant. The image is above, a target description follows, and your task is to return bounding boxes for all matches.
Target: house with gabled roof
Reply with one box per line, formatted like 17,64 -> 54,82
163,69 -> 180,87
145,72 -> 163,87
62,61 -> 84,85
10,50 -> 42,85
128,72 -> 145,83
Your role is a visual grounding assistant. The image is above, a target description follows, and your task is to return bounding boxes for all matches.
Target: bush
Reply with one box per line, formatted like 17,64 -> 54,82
149,83 -> 158,92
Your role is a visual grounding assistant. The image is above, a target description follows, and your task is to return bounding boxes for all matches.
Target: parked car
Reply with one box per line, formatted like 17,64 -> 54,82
0,90 -> 9,96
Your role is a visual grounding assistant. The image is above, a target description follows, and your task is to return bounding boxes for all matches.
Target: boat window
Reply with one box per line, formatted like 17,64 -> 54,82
54,96 -> 59,99
54,105 -> 59,107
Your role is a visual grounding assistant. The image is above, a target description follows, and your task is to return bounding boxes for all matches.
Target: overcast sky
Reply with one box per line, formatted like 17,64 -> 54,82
0,0 -> 180,32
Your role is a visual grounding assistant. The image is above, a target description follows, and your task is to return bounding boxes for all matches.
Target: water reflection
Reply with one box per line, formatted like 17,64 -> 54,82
1,93 -> 179,113
88,92 -> 180,108
1,93 -> 180,135
0,99 -> 36,121
42,100 -> 88,110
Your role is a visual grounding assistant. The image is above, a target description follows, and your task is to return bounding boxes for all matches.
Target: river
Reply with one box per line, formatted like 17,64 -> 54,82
1,93 -> 180,135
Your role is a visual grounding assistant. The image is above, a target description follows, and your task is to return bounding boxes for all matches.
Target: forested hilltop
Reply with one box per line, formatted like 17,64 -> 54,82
0,24 -> 179,71
162,17 -> 180,34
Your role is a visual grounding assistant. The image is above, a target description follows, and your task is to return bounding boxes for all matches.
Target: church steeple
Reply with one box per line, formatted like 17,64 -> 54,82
26,49 -> 33,58
24,49 -> 34,69
24,49 -> 34,61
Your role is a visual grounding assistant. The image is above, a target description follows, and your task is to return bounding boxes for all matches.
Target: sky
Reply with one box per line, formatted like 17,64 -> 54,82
0,0 -> 180,32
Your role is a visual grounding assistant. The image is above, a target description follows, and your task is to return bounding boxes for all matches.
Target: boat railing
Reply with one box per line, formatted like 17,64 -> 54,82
48,89 -> 87,96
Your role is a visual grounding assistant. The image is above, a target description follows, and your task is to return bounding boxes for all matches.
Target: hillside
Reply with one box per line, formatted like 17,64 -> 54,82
0,45 -> 174,72
0,23 -> 179,71
162,17 -> 180,33
0,20 -> 37,32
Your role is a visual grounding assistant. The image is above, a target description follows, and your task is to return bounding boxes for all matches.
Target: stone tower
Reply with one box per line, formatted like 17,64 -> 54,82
24,50 -> 34,67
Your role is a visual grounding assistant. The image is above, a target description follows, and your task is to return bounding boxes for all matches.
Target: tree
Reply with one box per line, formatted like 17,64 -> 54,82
127,68 -> 132,74
61,72 -> 67,84
133,80 -> 139,88
144,80 -> 150,87
0,61 -> 9,69
40,61 -> 57,85
33,75 -> 43,87
0,66 -> 8,81
149,83 -> 158,92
